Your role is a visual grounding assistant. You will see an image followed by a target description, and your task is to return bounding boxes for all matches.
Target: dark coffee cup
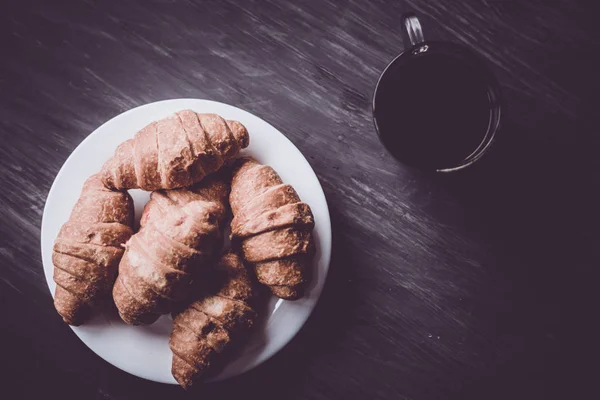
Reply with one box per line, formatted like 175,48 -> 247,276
372,14 -> 501,172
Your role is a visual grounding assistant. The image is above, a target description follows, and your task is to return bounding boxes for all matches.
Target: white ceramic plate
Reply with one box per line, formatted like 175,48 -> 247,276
40,99 -> 332,384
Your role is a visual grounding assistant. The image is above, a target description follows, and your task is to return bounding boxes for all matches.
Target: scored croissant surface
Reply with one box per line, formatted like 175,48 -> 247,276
101,110 -> 249,191
112,174 -> 229,325
229,158 -> 315,300
53,174 -> 134,326
169,251 -> 256,389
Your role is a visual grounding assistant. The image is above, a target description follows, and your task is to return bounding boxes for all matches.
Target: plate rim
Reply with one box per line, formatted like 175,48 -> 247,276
40,98 -> 332,384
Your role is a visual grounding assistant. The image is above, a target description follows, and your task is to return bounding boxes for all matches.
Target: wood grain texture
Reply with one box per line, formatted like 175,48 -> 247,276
0,0 -> 598,399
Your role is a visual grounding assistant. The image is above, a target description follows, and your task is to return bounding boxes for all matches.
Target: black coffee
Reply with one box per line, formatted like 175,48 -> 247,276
374,46 -> 496,170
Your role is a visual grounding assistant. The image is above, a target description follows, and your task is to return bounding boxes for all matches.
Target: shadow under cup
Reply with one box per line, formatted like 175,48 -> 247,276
373,21 -> 501,172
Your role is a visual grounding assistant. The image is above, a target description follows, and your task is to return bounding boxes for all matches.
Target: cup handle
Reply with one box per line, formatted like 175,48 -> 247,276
402,13 -> 425,47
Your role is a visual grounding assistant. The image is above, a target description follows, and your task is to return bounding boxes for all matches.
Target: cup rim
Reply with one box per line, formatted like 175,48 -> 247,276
372,40 -> 502,172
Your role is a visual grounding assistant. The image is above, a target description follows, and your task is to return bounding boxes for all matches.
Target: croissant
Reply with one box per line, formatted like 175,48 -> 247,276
101,110 -> 249,191
169,251 -> 256,389
229,158 -> 315,300
52,174 -> 134,326
112,174 -> 229,325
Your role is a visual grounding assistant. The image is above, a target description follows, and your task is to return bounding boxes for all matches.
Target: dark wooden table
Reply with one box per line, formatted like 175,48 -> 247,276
1,1 -> 598,399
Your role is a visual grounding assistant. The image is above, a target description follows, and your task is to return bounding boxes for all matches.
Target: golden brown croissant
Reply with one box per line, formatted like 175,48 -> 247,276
112,174 -> 229,325
229,158 -> 315,300
53,174 -> 134,326
101,110 -> 249,191
169,251 -> 256,389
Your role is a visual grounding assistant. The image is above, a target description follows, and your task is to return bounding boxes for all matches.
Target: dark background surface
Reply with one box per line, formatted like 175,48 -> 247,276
1,0 -> 598,399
